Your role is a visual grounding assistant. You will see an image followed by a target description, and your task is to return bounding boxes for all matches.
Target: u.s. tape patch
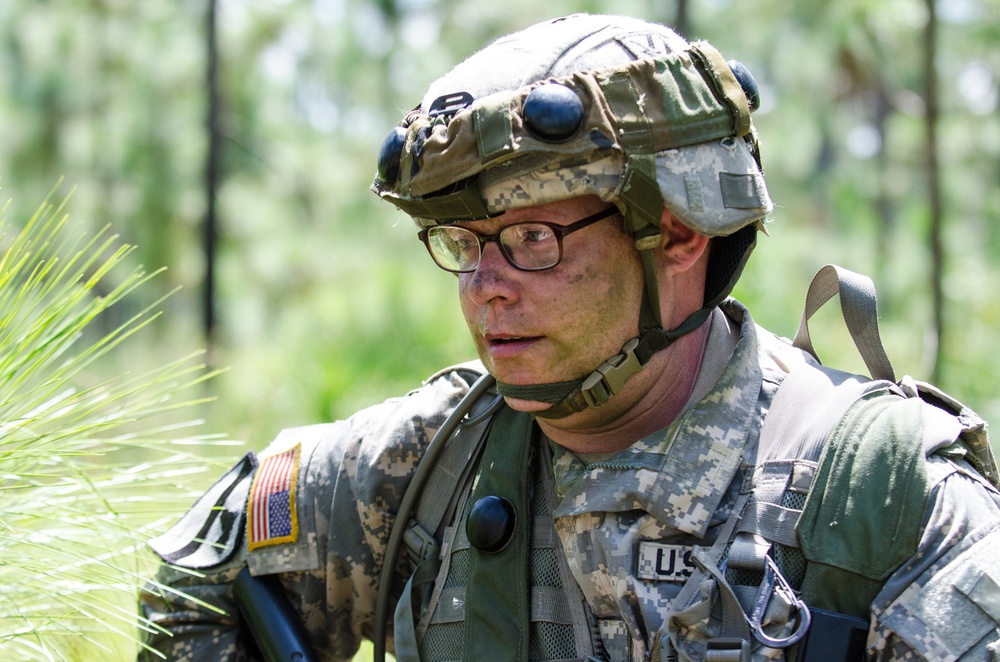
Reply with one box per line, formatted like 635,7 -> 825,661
636,542 -> 697,582
247,443 -> 301,550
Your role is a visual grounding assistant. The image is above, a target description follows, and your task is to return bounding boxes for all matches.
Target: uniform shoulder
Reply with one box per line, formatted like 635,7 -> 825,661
261,359 -> 485,457
419,359 -> 486,389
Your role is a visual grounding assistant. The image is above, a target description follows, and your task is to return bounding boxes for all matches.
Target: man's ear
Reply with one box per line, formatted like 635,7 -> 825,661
659,208 -> 710,273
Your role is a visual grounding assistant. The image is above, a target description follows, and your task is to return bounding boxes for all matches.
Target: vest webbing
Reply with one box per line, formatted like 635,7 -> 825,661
395,396 -> 598,662
664,360 -> 996,661
463,404 -> 533,661
419,436 -> 596,661
394,364 -> 994,661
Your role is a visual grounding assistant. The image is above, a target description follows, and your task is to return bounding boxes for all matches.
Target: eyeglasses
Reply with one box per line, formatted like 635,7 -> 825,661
418,207 -> 618,274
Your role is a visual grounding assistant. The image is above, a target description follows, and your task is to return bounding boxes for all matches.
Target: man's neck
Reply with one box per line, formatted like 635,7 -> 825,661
536,313 -> 723,454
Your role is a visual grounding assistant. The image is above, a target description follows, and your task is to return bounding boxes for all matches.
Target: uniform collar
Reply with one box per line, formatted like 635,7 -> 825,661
550,300 -> 762,538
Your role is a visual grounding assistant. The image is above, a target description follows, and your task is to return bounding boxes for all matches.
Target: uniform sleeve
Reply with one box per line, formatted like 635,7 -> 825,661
868,455 -> 1000,660
139,368 -> 478,662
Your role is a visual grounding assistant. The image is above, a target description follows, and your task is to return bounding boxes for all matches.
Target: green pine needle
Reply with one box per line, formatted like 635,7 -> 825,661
0,189 -> 231,660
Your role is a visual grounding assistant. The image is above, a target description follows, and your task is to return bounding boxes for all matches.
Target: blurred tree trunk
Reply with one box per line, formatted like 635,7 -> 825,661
923,0 -> 944,381
675,0 -> 691,38
204,0 -> 220,350
873,85 -> 895,310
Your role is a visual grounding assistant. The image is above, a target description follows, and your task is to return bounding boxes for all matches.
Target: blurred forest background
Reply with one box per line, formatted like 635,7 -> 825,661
3,0 -> 999,469
0,0 -> 997,658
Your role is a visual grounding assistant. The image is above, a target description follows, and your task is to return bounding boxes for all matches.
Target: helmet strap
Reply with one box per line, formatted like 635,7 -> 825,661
495,159 -> 758,420
495,307 -> 711,419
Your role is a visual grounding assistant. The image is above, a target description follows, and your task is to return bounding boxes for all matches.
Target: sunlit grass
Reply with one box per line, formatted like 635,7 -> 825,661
0,189 -> 230,659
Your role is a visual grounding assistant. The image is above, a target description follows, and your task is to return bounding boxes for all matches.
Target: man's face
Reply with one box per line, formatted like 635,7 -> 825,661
457,196 -> 645,396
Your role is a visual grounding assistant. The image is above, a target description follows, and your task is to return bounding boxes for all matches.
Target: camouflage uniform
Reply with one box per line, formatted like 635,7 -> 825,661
143,14 -> 1000,661
140,300 -> 1000,661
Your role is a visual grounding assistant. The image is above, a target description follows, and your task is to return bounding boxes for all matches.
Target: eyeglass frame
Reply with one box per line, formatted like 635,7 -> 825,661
417,206 -> 619,274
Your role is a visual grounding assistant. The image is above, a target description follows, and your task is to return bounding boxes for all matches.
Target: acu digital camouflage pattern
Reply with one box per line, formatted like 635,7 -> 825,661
139,369 -> 476,661
871,459 -> 1000,660
140,300 -> 1000,661
425,149 -> 768,241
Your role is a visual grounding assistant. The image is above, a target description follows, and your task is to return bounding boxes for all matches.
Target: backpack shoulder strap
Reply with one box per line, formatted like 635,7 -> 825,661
791,263 -> 997,489
404,370 -> 501,568
792,264 -> 895,382
795,389 -> 932,617
378,367 -> 502,662
782,265 -> 998,616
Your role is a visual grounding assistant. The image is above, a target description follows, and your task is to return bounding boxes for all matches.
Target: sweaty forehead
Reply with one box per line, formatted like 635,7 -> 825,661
420,15 -> 688,111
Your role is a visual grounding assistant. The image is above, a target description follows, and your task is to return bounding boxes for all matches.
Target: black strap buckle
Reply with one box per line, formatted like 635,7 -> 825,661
581,338 -> 642,407
706,637 -> 750,662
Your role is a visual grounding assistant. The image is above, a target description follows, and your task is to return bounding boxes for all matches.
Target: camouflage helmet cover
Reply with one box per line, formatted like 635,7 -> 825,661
372,13 -> 772,240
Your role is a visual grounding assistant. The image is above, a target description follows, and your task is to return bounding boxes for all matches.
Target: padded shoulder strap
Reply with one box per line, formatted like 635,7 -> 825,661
756,362 -> 897,464
376,370 -> 501,662
792,263 -> 998,489
796,392 -> 935,618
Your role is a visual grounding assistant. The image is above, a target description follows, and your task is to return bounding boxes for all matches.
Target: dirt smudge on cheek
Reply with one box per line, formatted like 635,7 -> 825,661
566,264 -> 600,286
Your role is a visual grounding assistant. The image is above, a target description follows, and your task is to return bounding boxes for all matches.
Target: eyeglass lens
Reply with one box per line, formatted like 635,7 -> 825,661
426,223 -> 561,272
422,207 -> 617,274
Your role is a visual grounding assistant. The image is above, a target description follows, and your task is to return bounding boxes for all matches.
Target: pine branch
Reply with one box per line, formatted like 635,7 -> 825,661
0,188 -> 231,660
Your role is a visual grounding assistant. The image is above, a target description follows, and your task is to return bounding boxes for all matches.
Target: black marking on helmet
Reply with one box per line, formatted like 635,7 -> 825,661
429,91 -> 475,118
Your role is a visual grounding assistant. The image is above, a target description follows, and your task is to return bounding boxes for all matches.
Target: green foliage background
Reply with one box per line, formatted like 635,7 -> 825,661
0,0 -> 997,658
2,0 -> 997,461
4,0 -> 996,447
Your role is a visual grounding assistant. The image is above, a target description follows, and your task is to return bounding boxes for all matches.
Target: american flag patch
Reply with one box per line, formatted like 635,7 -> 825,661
247,443 -> 301,550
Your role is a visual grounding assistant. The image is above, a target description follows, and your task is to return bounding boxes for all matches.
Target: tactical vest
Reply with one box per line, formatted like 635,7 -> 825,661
380,265 -> 998,662
390,382 -> 604,662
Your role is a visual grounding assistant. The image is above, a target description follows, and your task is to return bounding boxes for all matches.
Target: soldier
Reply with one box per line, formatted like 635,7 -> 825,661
140,14 -> 1000,661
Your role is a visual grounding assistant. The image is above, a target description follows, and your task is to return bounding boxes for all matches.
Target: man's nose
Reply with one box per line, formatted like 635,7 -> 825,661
463,242 -> 518,305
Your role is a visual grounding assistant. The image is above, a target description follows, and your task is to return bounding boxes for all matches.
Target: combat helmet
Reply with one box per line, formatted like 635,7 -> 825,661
372,14 -> 772,418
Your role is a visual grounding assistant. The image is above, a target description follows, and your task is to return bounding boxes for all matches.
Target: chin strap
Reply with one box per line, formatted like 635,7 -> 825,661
496,158 -> 758,420
495,227 -> 757,418
496,158 -> 687,420
496,306 -> 712,419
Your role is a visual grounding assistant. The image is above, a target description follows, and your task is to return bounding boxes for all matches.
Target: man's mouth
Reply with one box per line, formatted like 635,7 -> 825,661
484,334 -> 542,354
486,333 -> 540,344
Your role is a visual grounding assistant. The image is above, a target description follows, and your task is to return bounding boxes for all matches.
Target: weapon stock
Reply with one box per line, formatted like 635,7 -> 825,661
234,567 -> 320,662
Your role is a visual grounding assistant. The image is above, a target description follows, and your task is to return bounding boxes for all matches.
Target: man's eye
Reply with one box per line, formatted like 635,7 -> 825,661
516,226 -> 554,244
456,235 -> 476,251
